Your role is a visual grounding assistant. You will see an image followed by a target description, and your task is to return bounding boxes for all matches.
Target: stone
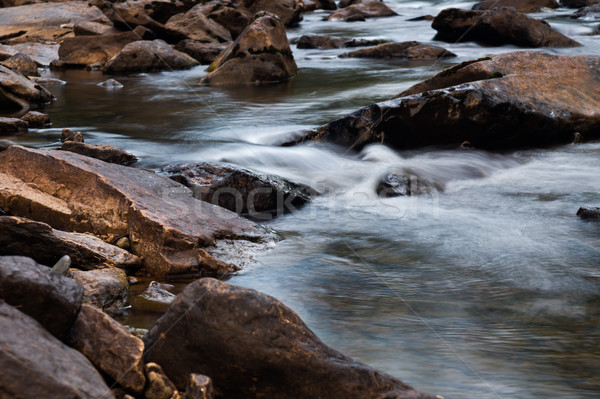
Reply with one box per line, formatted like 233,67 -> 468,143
103,40 -> 199,74
0,64 -> 53,113
0,139 -> 14,151
1,53 -> 39,76
0,301 -> 115,399
339,41 -> 455,59
53,254 -> 71,275
21,110 -> 50,127
31,76 -> 66,86
116,236 -> 131,249
98,78 -> 124,88
295,34 -> 388,49
140,281 -> 176,304
0,116 -> 28,134
144,278 -> 437,398
183,374 -> 214,399
297,52 -> 600,151
325,1 -> 397,21
473,0 -> 558,12
10,42 -> 60,66
174,40 -> 227,64
62,127 -> 84,142
165,5 -> 232,44
144,362 -> 181,399
195,0 -> 250,39
60,141 -> 138,165
577,207 -> 600,219
74,21 -> 121,36
0,255 -> 84,340
67,304 -> 146,394
338,0 -> 372,8
571,3 -> 600,19
69,268 -> 129,310
561,0 -> 599,8
376,172 -> 443,198
201,12 -> 298,85
0,146 -> 265,276
0,216 -> 142,271
162,162 -> 314,217
231,0 -> 303,27
432,7 -> 580,47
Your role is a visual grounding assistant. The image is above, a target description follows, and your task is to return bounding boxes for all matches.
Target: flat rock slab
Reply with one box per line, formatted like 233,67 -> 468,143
0,216 -> 142,271
144,278 -> 437,399
60,141 -> 138,165
0,301 -> 114,399
70,268 -> 129,310
0,146 -> 264,276
339,41 -> 455,59
0,64 -> 53,112
0,255 -> 83,340
0,116 -> 28,134
300,52 -> 600,151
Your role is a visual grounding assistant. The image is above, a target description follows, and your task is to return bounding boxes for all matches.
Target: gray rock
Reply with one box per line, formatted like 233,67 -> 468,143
69,267 -> 129,310
103,40 -> 199,74
60,141 -> 138,165
52,254 -> 71,275
0,64 -> 53,112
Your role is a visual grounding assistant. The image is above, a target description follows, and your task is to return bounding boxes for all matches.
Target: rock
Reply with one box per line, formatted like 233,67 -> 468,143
67,304 -> 146,394
74,21 -> 121,36
183,375 -> 214,399
69,268 -> 129,309
562,0 -> 599,8
0,139 -> 14,151
0,64 -> 53,112
31,76 -> 66,86
295,34 -> 388,49
9,42 -> 60,66
311,0 -> 337,10
144,278 -> 436,398
174,40 -> 228,64
577,207 -> 600,219
432,7 -> 580,47
0,116 -> 28,134
339,41 -> 455,59
0,146 -> 265,276
116,236 -> 131,249
572,3 -> 600,18
338,0 -> 372,7
0,301 -> 115,399
195,0 -> 250,39
60,141 -> 138,165
0,215 -> 142,271
201,12 -> 297,85
140,281 -> 176,304
59,26 -> 153,68
144,362 -> 181,399
0,255 -> 84,339
376,172 -> 443,198
298,52 -> 600,151
165,5 -> 232,44
1,53 -> 39,76
0,2 -> 112,45
231,0 -> 303,27
103,39 -> 199,74
162,162 -> 313,217
325,1 -> 397,21
406,14 -> 434,21
21,110 -> 50,127
473,0 -> 558,12
53,254 -> 71,275
98,78 -> 124,88
62,127 -> 84,142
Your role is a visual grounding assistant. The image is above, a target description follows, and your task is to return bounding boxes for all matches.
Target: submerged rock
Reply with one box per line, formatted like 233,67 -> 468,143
21,110 -> 50,128
144,278 -> 437,398
140,281 -> 177,304
325,1 -> 397,21
296,34 -> 388,49
577,207 -> 600,219
1,53 -> 39,76
69,267 -> 129,310
0,64 -> 53,113
60,141 -> 138,165
376,171 -> 443,198
340,41 -> 455,59
472,0 -> 558,12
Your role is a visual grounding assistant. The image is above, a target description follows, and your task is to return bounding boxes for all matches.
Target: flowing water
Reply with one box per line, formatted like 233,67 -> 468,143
5,1 -> 600,398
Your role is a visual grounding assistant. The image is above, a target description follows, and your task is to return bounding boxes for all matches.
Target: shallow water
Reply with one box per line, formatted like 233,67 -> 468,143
5,0 -> 600,397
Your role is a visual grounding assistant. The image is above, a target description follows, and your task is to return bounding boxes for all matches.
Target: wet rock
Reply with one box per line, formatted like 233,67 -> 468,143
144,362 -> 181,399
577,207 -> 600,219
0,301 -> 114,399
299,52 -> 600,151
60,141 -> 138,165
31,76 -> 66,86
165,5 -> 232,44
67,304 -> 146,394
0,64 -> 53,112
308,0 -> 337,11
144,278 -> 437,398
296,34 -> 388,49
231,0 -> 304,27
571,3 -> 600,18
103,39 -> 199,74
140,281 -> 176,304
98,78 -> 124,88
59,26 -> 153,68
0,255 -> 84,340
473,0 -> 558,12
183,374 -> 214,399
74,21 -> 121,36
325,1 -> 398,21
201,12 -> 297,85
562,0 -> 599,7
174,40 -> 228,64
339,41 -> 455,59
376,171 -> 443,198
195,1 -> 250,40
406,14 -> 434,21
163,162 -> 313,217
0,139 -> 14,151
0,117 -> 28,134
62,127 -> 84,142
0,146 -> 264,276
432,7 -> 580,47
21,110 -> 50,127
1,53 -> 39,76
69,268 -> 129,310
116,236 -> 131,249
9,42 -> 60,66
53,254 -> 71,275
338,0 -> 372,8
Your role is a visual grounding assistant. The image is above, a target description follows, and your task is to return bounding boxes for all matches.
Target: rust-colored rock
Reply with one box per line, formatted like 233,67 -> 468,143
67,304 -> 146,394
0,64 -> 53,112
69,267 -> 129,310
195,0 -> 250,39
339,41 -> 455,59
472,0 -> 558,12
183,374 -> 214,399
0,116 -> 28,134
1,53 -> 39,76
231,0 -> 303,27
21,110 -> 50,127
296,34 -> 387,49
144,362 -> 181,399
62,127 -> 84,142
325,1 -> 397,21
165,5 -> 232,44
174,40 -> 228,65
60,141 -> 138,165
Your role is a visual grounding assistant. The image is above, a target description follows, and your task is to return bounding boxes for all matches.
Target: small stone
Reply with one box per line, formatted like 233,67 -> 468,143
21,111 -> 50,128
69,268 -> 129,310
577,207 -> 600,219
116,236 -> 131,250
573,132 -> 582,144
61,128 -> 84,142
52,255 -> 71,275
144,363 -> 180,399
127,276 -> 139,285
86,62 -> 103,71
98,78 -> 123,88
140,281 -> 176,304
183,374 -> 214,399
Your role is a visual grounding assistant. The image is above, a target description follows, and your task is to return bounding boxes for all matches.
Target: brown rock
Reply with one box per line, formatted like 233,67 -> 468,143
0,64 -> 53,112
74,21 -> 121,36
9,42 -> 60,66
339,41 -> 455,59
183,375 -> 214,399
145,362 -> 181,399
165,5 -> 232,44
325,1 -> 397,21
0,146 -> 265,276
0,139 -> 14,151
577,207 -> 600,219
1,53 -> 39,76
103,40 -> 199,74
432,7 -> 580,47
338,0 -> 372,8
21,110 -> 50,127
60,141 -> 138,165
562,0 -> 599,8
231,0 -> 303,27
201,12 -> 297,85
67,304 -> 146,394
0,116 -> 28,134
62,127 -> 84,142
296,34 -> 388,49
174,40 -> 228,65
69,268 -> 129,310
0,301 -> 115,399
0,255 -> 84,340
144,278 -> 437,398
195,0 -> 250,39
473,0 -> 558,12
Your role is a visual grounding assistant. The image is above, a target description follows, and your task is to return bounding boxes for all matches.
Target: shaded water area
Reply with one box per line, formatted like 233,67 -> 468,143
4,0 -> 600,398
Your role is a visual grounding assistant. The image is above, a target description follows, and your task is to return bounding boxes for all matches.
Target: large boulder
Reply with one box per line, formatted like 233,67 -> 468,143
0,146 -> 264,276
195,0 -> 250,39
66,304 -> 146,394
144,362 -> 181,399
69,268 -> 129,310
298,52 -> 600,151
60,141 -> 138,165
0,255 -> 84,340
174,40 -> 228,64
5,42 -> 60,66
201,12 -> 297,85
0,301 -> 115,399
0,216 -> 142,271
432,7 -> 580,47
103,39 -> 199,74
325,1 -> 397,21
0,64 -> 53,112
472,0 -> 558,12
144,278 -> 437,399
165,4 -> 232,44
339,41 -> 455,60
